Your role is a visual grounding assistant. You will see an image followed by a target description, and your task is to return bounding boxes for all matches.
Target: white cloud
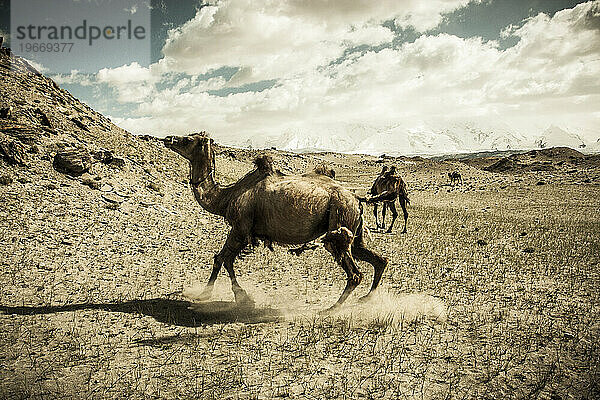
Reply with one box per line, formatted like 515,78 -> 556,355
96,62 -> 157,103
111,1 -> 600,151
97,62 -> 153,84
159,0 -> 474,82
282,0 -> 475,32
52,69 -> 94,86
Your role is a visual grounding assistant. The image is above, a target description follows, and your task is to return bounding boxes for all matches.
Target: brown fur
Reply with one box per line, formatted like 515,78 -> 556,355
164,133 -> 388,310
254,155 -> 275,175
288,164 -> 337,256
448,171 -> 462,185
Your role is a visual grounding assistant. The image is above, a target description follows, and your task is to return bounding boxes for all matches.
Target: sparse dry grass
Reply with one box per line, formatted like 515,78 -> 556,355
1,153 -> 599,399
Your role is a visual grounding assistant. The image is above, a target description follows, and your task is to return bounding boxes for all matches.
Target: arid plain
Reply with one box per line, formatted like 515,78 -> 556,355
2,138 -> 599,399
1,49 -> 600,399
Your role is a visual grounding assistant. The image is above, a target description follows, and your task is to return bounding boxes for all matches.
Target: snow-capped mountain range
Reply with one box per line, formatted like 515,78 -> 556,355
224,120 -> 600,156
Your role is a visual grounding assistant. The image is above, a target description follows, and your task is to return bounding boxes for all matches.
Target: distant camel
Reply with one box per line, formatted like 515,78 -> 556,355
310,164 -> 336,179
448,171 -> 462,185
164,133 -> 388,311
369,166 -> 410,233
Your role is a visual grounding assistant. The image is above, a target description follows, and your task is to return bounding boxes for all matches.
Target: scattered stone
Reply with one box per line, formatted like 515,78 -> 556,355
34,108 -> 52,127
99,183 -> 113,192
91,150 -> 125,169
0,133 -> 28,165
523,247 -> 535,254
520,231 -> 527,237
110,157 -> 126,169
536,180 -> 546,186
0,174 -> 12,185
81,176 -> 101,190
114,189 -> 132,198
101,193 -> 124,204
0,106 -> 12,119
476,239 -> 488,246
1,124 -> 39,144
92,149 -> 114,163
53,147 -> 92,176
146,181 -> 163,194
70,117 -> 89,132
104,202 -> 120,210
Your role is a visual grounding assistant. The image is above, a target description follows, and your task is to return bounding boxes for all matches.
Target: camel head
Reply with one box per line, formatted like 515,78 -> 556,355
163,132 -> 215,183
163,132 -> 213,161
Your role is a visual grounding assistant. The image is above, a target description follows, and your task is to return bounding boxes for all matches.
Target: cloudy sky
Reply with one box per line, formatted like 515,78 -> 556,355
3,0 -> 600,152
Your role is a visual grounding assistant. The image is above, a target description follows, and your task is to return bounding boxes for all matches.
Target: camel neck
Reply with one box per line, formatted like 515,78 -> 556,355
189,160 -> 227,217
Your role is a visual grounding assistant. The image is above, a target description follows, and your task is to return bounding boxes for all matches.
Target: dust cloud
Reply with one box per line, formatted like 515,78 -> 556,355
183,280 -> 447,327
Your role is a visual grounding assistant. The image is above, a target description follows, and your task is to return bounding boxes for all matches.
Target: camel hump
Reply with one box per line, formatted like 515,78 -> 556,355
253,155 -> 275,175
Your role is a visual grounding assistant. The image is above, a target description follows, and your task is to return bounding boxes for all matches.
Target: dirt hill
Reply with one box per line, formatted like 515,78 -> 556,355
482,146 -> 600,174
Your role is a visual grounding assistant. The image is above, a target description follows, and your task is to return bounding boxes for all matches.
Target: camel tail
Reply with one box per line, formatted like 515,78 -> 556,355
364,190 -> 397,203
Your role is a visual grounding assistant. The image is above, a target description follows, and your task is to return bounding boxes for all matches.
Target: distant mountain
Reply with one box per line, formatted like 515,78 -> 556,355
255,123 -> 379,153
241,119 -> 599,156
244,120 -> 530,155
534,125 -> 586,150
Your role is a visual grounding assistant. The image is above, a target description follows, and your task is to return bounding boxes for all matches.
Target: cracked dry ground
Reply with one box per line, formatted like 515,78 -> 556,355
1,144 -> 599,400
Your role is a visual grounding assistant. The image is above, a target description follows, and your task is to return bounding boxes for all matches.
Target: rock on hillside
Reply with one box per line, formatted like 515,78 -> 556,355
0,47 -> 189,182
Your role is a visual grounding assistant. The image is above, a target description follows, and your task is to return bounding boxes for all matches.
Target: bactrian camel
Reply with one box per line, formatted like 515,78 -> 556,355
448,171 -> 462,185
369,166 -> 410,233
164,133 -> 388,311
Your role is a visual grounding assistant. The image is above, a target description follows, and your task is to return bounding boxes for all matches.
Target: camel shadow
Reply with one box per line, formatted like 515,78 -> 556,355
0,298 -> 282,327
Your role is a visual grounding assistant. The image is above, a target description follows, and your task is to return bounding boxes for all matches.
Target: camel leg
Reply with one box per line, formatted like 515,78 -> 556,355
373,203 -> 380,229
322,227 -> 362,311
193,254 -> 224,301
352,244 -> 388,301
220,232 -> 254,306
335,253 -> 362,306
352,219 -> 388,301
399,197 -> 408,234
386,202 -> 398,233
381,203 -> 387,230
